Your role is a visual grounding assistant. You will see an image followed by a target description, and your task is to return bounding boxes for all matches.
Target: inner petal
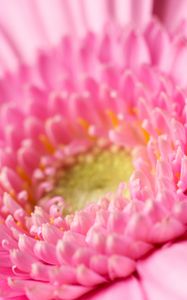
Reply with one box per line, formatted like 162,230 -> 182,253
51,146 -> 133,214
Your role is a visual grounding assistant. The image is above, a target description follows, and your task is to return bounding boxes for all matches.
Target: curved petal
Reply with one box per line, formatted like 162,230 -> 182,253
109,0 -> 153,28
130,0 -> 153,28
80,278 -> 145,300
0,0 -> 48,64
0,0 -> 154,69
154,0 -> 187,30
138,242 -> 187,300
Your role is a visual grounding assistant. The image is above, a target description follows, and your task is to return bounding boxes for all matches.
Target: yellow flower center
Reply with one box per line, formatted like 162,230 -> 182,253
50,146 -> 133,214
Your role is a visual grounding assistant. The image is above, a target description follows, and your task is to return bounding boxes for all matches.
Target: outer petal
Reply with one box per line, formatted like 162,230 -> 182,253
113,0 -> 153,28
0,0 -> 48,64
138,242 -> 187,300
154,0 -> 187,30
130,0 -> 153,28
80,278 -> 145,300
0,298 -> 28,300
0,0 -> 154,70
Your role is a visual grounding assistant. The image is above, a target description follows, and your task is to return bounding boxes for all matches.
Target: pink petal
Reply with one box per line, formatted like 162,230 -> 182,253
25,282 -> 54,300
130,0 -> 153,28
0,0 -> 48,64
57,284 -> 91,300
138,241 -> 187,300
123,31 -> 150,70
10,249 -> 37,273
154,0 -> 187,31
76,265 -> 106,286
108,255 -> 136,280
80,278 -> 144,300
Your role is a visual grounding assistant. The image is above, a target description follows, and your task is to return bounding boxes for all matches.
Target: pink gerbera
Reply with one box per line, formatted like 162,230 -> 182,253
0,1 -> 187,299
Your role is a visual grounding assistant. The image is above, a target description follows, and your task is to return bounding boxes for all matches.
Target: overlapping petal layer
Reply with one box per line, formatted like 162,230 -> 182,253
0,1 -> 187,300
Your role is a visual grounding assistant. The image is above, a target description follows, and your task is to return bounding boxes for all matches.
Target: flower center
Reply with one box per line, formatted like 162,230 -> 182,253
51,147 -> 133,214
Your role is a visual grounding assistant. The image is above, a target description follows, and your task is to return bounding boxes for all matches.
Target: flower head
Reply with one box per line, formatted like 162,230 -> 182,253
0,1 -> 187,299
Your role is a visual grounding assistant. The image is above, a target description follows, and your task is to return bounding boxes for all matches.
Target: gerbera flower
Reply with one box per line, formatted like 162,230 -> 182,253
0,1 -> 187,299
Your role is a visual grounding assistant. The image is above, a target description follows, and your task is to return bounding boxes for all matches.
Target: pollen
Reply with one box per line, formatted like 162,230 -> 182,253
106,110 -> 119,128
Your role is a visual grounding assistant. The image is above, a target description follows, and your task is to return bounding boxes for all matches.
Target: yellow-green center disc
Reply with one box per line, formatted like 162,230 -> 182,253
52,148 -> 133,214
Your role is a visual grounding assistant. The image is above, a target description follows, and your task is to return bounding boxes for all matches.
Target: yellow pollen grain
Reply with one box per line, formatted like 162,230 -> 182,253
156,128 -> 162,136
141,127 -> 150,143
78,118 -> 90,130
106,110 -> 119,128
78,118 -> 97,141
16,221 -> 26,231
49,217 -> 54,224
39,162 -> 45,170
155,150 -> 161,160
25,204 -> 32,215
9,190 -> 16,198
175,172 -> 180,181
21,182 -> 35,208
128,107 -> 138,116
132,107 -> 138,115
39,134 -> 55,154
17,166 -> 31,183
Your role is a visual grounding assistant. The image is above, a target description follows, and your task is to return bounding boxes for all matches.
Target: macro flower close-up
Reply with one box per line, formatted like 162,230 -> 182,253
1,0 -> 187,299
